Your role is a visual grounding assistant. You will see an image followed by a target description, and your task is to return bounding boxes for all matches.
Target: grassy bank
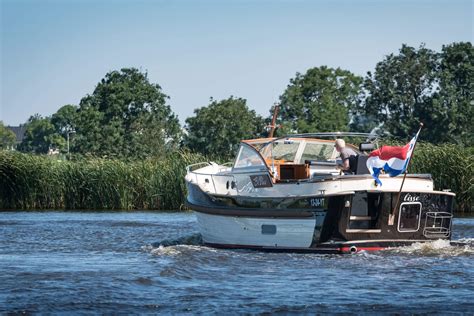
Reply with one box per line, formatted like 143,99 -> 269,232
0,144 -> 472,212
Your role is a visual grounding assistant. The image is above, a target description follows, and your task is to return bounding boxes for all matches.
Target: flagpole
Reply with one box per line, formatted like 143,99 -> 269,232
388,123 -> 424,225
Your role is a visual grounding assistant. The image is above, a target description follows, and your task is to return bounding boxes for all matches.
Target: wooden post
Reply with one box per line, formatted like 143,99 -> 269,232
388,123 -> 424,225
268,104 -> 279,138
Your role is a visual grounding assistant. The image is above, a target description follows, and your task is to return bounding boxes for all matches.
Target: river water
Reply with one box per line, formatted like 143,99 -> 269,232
1,212 -> 473,314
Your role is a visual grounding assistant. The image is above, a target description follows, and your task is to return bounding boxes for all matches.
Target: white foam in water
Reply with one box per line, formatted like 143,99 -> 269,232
144,244 -> 211,257
151,245 -> 182,256
388,239 -> 474,257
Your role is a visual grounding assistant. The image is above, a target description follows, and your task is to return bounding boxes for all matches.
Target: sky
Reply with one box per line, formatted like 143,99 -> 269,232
1,0 -> 472,126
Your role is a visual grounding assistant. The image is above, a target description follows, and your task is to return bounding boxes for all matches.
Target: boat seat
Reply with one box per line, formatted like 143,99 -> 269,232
354,155 -> 370,175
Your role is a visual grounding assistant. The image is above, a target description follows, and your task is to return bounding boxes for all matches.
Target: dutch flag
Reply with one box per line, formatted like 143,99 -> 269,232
366,130 -> 421,186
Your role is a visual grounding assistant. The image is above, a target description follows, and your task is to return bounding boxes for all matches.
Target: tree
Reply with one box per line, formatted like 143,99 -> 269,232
278,66 -> 363,134
18,114 -> 64,154
359,44 -> 438,139
355,43 -> 473,144
74,68 -> 181,158
51,104 -> 78,136
430,42 -> 474,145
0,121 -> 16,149
184,97 -> 265,158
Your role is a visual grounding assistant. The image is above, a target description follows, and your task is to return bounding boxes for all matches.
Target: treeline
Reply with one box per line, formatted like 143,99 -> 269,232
0,42 -> 472,159
0,145 -> 472,212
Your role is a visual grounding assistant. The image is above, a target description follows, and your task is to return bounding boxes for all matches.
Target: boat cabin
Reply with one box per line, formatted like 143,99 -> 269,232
234,134 -> 373,182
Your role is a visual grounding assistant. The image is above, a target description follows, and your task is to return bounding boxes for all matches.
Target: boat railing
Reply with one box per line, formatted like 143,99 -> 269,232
423,212 -> 453,238
186,162 -> 213,173
186,161 -> 233,173
186,162 -> 237,194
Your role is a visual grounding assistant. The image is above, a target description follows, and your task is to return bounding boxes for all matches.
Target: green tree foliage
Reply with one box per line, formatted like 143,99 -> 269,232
355,43 -> 473,144
0,121 -> 16,149
430,42 -> 473,145
74,68 -> 181,158
184,97 -> 265,158
18,114 -> 64,154
51,104 -> 78,136
278,66 -> 362,134
359,44 -> 438,138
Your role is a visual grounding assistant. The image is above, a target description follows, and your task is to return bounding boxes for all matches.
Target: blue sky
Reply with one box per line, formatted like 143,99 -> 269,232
1,0 -> 472,126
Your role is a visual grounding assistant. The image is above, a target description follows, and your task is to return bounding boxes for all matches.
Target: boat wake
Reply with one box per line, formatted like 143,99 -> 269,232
385,238 -> 474,257
142,234 -> 474,257
151,233 -> 203,247
141,234 -> 206,256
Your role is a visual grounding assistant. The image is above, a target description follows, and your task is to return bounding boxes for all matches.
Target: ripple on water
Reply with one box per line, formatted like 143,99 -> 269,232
1,213 -> 473,314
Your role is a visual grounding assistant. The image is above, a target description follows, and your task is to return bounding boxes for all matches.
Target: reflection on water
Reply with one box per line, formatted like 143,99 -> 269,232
1,212 -> 473,314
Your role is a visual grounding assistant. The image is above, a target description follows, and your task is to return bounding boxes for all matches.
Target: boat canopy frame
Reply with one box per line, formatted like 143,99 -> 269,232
255,132 -> 380,151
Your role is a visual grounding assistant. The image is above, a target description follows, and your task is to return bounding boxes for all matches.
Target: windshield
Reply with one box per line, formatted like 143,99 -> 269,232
233,144 -> 267,169
244,138 -> 356,164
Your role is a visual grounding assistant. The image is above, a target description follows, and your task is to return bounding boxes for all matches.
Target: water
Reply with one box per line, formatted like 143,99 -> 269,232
1,212 -> 473,314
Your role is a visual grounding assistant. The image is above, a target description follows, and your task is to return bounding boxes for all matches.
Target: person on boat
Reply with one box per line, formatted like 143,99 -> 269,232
335,138 -> 357,173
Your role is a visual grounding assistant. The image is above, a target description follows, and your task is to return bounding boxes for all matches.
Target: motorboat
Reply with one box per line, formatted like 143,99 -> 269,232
185,132 -> 455,253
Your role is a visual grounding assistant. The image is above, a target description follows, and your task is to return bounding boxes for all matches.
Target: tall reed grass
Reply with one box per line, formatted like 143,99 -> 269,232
409,143 -> 473,212
0,144 -> 472,212
0,151 -> 206,210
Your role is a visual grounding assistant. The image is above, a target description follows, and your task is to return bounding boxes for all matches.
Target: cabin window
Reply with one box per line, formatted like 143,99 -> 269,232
398,202 -> 422,232
234,144 -> 266,169
301,142 -> 335,162
271,141 -> 300,162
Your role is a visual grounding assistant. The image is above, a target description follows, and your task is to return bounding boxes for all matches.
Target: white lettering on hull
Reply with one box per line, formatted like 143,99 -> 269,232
310,198 -> 325,207
403,193 -> 420,202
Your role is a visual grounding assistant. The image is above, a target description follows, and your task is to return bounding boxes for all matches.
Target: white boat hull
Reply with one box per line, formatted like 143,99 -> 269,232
195,212 -> 321,248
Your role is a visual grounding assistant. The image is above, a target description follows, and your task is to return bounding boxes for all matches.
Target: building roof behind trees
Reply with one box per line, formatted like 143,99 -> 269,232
7,126 -> 27,143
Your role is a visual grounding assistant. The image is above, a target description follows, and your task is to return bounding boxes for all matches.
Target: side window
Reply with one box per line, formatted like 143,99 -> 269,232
271,141 -> 300,161
398,202 -> 422,232
301,143 -> 335,162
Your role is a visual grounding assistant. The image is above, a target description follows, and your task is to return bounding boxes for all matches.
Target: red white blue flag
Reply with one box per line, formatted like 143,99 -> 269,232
366,130 -> 421,186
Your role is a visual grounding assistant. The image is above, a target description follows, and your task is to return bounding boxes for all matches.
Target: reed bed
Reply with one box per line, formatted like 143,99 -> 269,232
0,144 -> 472,212
409,143 -> 473,213
0,151 -> 206,211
